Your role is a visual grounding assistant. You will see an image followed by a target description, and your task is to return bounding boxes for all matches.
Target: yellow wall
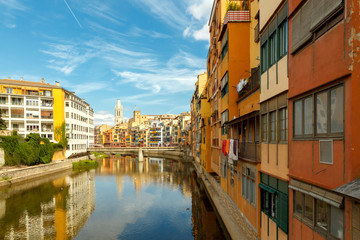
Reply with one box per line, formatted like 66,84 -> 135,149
250,0 -> 260,69
259,0 -> 283,31
52,149 -> 65,161
53,88 -> 65,141
260,56 -> 288,102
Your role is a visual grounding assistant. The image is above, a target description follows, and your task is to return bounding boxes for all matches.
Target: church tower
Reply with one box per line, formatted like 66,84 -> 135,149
115,99 -> 123,124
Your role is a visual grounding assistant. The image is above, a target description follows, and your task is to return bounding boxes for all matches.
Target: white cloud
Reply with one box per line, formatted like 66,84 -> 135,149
0,0 -> 26,11
187,0 -> 212,21
94,111 -> 115,126
193,23 -> 209,41
5,23 -> 16,29
130,0 -> 188,29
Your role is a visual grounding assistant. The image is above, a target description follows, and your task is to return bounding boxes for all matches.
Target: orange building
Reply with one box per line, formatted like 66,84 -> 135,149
288,0 -> 360,239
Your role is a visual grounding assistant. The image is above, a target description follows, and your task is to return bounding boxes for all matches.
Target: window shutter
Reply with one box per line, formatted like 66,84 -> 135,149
311,0 -> 342,31
291,0 -> 312,52
221,30 -> 228,49
260,28 -> 268,45
269,18 -> 277,35
276,193 -> 289,233
278,1 -> 288,24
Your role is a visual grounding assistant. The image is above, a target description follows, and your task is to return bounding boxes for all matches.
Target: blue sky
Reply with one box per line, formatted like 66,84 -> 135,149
0,0 -> 211,125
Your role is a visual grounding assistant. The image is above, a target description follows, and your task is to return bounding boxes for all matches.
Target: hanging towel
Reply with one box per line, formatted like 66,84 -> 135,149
226,139 -> 230,155
228,139 -> 235,161
222,140 -> 227,156
233,139 -> 238,159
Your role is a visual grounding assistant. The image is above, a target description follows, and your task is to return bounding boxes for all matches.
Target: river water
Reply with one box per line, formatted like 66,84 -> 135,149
0,156 -> 227,240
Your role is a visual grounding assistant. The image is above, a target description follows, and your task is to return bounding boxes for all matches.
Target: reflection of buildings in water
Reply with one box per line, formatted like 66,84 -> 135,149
116,175 -> 124,199
149,157 -> 164,172
97,156 -> 193,198
191,172 -> 225,240
0,171 -> 95,240
0,199 -> 5,219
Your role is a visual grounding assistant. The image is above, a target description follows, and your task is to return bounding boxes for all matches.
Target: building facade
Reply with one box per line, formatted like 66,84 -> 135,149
64,91 -> 94,157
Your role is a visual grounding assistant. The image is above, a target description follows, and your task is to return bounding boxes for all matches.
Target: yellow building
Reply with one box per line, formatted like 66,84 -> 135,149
197,73 -> 212,173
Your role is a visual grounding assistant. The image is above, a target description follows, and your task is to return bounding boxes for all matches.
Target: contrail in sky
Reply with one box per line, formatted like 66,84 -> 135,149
63,0 -> 82,28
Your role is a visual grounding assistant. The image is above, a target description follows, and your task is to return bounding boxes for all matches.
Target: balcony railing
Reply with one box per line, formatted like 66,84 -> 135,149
11,114 -> 24,118
238,142 -> 260,162
237,66 -> 260,101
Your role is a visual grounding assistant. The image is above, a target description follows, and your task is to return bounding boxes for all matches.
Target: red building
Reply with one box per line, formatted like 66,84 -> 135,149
288,0 -> 360,239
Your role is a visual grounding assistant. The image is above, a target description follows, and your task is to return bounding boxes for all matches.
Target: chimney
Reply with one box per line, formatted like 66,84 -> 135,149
41,78 -> 45,83
55,81 -> 60,86
20,77 -> 23,81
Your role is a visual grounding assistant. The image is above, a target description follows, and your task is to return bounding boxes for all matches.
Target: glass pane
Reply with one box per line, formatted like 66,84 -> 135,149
316,200 -> 328,230
294,191 -> 304,215
330,206 -> 344,239
294,100 -> 303,135
262,114 -> 267,141
331,86 -> 344,133
317,92 -> 328,134
304,195 -> 313,222
304,97 -> 313,134
271,194 -> 276,218
270,112 -> 276,141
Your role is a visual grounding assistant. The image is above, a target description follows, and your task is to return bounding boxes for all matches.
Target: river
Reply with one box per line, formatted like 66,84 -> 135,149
0,156 -> 228,240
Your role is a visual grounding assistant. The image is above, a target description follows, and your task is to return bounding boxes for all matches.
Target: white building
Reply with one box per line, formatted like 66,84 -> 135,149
115,99 -> 123,124
65,91 -> 94,157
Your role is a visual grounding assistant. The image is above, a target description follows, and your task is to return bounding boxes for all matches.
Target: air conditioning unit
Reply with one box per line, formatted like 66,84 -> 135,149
319,140 -> 333,164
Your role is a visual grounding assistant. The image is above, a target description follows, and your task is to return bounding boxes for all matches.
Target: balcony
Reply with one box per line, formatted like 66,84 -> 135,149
224,1 -> 250,25
238,142 -> 260,162
237,66 -> 260,102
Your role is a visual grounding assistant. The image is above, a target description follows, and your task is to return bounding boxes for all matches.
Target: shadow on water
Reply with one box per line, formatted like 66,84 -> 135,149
0,156 -> 228,240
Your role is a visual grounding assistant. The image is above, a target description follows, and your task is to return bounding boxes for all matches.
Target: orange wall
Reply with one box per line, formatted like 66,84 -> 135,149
238,91 -> 260,117
228,23 -> 250,120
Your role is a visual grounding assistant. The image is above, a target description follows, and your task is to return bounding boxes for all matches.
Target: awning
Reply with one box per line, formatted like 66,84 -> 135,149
259,183 -> 276,194
225,111 -> 259,126
333,178 -> 360,201
289,179 -> 343,208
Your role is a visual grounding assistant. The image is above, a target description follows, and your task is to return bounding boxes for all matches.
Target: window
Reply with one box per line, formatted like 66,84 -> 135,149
242,166 -> 255,205
260,173 -> 289,233
316,85 -> 344,135
0,97 -> 7,104
6,88 -> 13,94
221,41 -> 228,61
294,96 -> 313,137
279,108 -> 288,141
269,111 -> 276,142
221,110 -> 229,135
66,112 -> 69,118
269,33 -> 276,66
293,190 -> 344,239
261,42 -> 268,73
261,114 -> 267,142
65,102 -> 69,107
221,72 -> 229,98
291,0 -> 343,53
278,20 -> 288,58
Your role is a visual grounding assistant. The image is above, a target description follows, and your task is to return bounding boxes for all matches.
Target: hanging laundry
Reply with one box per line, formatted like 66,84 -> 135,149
228,139 -> 238,161
233,139 -> 238,159
226,139 -> 230,155
222,140 -> 227,156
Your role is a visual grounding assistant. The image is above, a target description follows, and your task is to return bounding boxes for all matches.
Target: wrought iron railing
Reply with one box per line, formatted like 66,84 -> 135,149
238,66 -> 260,100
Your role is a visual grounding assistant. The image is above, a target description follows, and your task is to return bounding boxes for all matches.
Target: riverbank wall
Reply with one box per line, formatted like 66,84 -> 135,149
193,160 -> 258,240
0,155 -> 92,189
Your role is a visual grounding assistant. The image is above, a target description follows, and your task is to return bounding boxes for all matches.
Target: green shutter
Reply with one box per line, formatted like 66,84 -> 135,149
276,193 -> 289,234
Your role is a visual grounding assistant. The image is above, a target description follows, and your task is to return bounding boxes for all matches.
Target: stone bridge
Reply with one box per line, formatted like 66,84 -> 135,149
87,147 -> 192,162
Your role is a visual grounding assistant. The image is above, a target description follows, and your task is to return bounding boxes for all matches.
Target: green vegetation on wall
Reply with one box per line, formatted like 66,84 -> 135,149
0,133 -> 56,166
54,123 -> 68,148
